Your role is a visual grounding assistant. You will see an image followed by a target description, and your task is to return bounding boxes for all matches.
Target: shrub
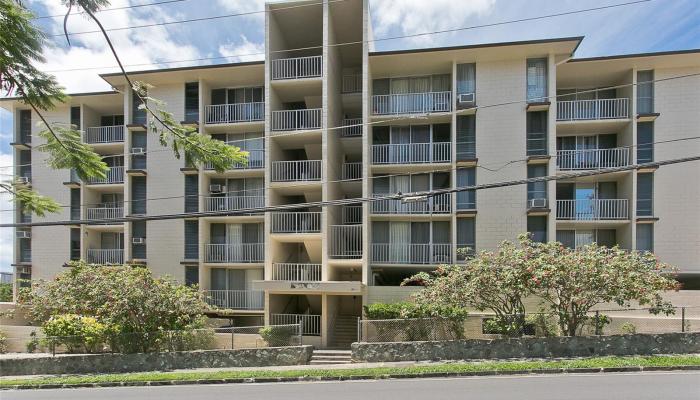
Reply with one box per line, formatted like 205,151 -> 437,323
259,326 -> 296,347
526,312 -> 560,337
0,283 -> 12,302
620,322 -> 637,334
0,329 -> 7,353
41,314 -> 108,353
364,302 -> 468,341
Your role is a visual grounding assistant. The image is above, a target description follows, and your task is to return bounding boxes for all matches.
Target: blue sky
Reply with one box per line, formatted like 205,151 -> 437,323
1,0 -> 699,271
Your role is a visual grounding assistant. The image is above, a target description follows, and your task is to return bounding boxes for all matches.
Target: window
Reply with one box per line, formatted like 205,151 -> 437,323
637,173 -> 654,216
526,58 -> 548,102
526,111 -> 547,156
184,82 -> 199,122
131,176 -> 147,215
184,175 -> 199,213
457,218 -> 475,259
185,266 -> 199,286
456,115 -> 476,160
184,220 -> 199,260
70,106 -> 81,130
211,87 -> 263,105
18,232 -> 31,262
456,63 -> 476,108
456,168 -> 476,210
636,224 -> 654,252
70,228 -> 81,260
637,70 -> 654,114
556,230 -> 575,248
18,109 -> 31,144
70,189 -> 80,220
637,122 -> 654,163
131,132 -> 147,169
131,221 -> 147,259
527,216 -> 547,243
132,90 -> 146,125
527,165 -> 548,207
100,115 -> 124,126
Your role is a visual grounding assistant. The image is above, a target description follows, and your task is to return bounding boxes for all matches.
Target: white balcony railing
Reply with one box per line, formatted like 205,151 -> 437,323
271,108 -> 321,131
372,91 -> 451,115
329,225 -> 362,259
271,55 -> 322,80
372,142 -> 451,164
371,243 -> 452,265
87,249 -> 124,265
204,149 -> 265,170
272,263 -> 321,281
86,166 -> 124,185
270,313 -> 321,336
342,74 -> 362,93
342,162 -> 362,180
203,290 -> 264,310
204,196 -> 265,212
204,243 -> 264,263
556,98 -> 629,121
342,205 -> 362,224
340,118 -> 362,137
556,199 -> 629,220
371,193 -> 451,214
204,102 -> 264,124
556,148 -> 630,170
84,126 -> 124,144
85,207 -> 123,220
271,160 -> 321,182
271,211 -> 321,233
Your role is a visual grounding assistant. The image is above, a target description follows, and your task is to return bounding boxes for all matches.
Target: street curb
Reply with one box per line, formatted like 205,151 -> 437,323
3,365 -> 699,391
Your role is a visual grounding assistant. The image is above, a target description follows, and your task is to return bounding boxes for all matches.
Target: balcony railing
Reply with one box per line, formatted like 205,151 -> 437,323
270,313 -> 321,336
205,149 -> 265,170
342,74 -> 362,93
87,249 -> 124,264
204,196 -> 265,212
329,225 -> 362,259
271,211 -> 321,234
85,207 -> 123,220
371,193 -> 451,214
556,199 -> 629,220
556,98 -> 629,121
557,148 -> 630,170
342,162 -> 362,180
371,243 -> 452,265
372,142 -> 451,164
203,290 -> 264,310
271,109 -> 321,131
340,118 -> 362,137
372,91 -> 451,115
271,55 -> 322,80
342,205 -> 362,224
271,160 -> 321,182
84,126 -> 124,144
204,243 -> 264,263
204,102 -> 264,124
272,263 -> 321,281
85,166 -> 124,184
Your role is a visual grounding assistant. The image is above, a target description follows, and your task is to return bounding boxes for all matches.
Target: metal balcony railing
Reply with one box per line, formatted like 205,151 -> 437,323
371,243 -> 453,265
271,55 -> 322,80
204,149 -> 265,170
556,98 -> 629,121
557,148 -> 630,170
271,160 -> 321,182
84,126 -> 124,144
272,263 -> 321,281
342,205 -> 362,224
85,207 -> 123,221
270,313 -> 321,336
371,193 -> 452,214
204,243 -> 264,263
342,162 -> 362,180
329,225 -> 362,259
371,91 -> 451,115
372,142 -> 451,164
204,196 -> 265,212
556,199 -> 629,220
85,166 -> 124,185
271,109 -> 321,131
203,290 -> 264,310
342,74 -> 362,93
271,211 -> 321,233
204,102 -> 264,124
340,118 -> 362,137
87,249 -> 124,264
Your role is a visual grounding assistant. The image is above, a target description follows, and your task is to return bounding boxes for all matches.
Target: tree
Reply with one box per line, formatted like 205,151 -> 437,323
1,0 -> 247,216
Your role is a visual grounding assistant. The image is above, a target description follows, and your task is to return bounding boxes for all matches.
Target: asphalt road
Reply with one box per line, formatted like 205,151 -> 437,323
3,372 -> 700,400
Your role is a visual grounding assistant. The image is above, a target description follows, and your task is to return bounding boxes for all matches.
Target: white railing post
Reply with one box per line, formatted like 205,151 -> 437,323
556,98 -> 629,121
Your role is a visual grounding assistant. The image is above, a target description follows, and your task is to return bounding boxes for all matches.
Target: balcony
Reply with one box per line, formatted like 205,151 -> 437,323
271,109 -> 321,132
271,211 -> 321,234
270,313 -> 321,336
85,206 -> 123,221
87,249 -> 124,264
556,199 -> 629,220
340,118 -> 362,137
271,160 -> 321,182
272,263 -> 321,281
557,148 -> 630,170
204,243 -> 264,263
204,103 -> 264,125
85,166 -> 124,185
204,149 -> 265,170
372,243 -> 452,265
203,289 -> 264,310
204,196 -> 265,212
84,126 -> 124,144
342,205 -> 362,224
342,162 -> 362,180
329,225 -> 362,259
271,55 -> 322,80
371,193 -> 451,214
371,91 -> 451,115
372,142 -> 451,164
557,98 -> 629,121
342,74 -> 362,94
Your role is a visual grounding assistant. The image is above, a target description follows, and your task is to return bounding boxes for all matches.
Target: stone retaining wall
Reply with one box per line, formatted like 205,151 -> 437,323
351,332 -> 700,363
0,346 -> 314,376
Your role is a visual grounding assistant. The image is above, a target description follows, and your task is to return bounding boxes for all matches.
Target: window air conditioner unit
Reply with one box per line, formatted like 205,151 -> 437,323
132,147 -> 146,155
529,198 -> 548,208
16,230 -> 31,239
132,237 -> 146,245
458,93 -> 475,104
16,176 -> 30,185
209,184 -> 225,193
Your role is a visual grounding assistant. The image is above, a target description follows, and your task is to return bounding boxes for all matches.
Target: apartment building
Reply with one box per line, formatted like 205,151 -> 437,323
3,0 -> 699,348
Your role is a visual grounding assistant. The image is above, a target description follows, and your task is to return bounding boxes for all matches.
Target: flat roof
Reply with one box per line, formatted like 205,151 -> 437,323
569,48 -> 700,63
0,90 -> 120,102
99,60 -> 264,79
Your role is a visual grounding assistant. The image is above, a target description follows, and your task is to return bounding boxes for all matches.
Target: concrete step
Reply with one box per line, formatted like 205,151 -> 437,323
311,349 -> 352,364
310,360 -> 353,365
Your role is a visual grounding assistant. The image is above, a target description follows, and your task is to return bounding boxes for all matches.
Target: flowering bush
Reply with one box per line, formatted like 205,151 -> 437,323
41,314 -> 108,353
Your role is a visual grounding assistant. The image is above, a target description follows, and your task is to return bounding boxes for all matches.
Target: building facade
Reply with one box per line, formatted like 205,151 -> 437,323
3,0 -> 700,348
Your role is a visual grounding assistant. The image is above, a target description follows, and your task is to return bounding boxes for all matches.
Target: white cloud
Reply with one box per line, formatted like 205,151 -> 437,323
218,35 -> 265,62
215,0 -> 265,18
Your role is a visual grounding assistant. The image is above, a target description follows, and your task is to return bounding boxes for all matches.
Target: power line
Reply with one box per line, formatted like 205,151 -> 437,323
32,0 -> 190,20
3,155 -> 698,228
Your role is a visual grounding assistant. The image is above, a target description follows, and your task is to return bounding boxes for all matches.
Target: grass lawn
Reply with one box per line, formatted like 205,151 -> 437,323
1,355 -> 699,388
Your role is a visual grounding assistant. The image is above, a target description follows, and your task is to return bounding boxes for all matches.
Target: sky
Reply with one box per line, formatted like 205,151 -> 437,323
1,0 -> 699,272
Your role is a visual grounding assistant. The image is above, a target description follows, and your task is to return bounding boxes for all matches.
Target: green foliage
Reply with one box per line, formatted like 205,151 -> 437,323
10,186 -> 61,217
25,331 -> 39,353
0,282 -> 12,302
364,302 -> 469,341
41,314 -> 108,353
525,312 -> 560,337
0,329 -> 7,353
620,322 -> 637,335
36,124 -> 108,181
259,326 -> 297,347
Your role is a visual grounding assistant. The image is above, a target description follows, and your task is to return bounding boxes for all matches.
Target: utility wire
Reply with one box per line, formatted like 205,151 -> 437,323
32,0 -> 190,20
